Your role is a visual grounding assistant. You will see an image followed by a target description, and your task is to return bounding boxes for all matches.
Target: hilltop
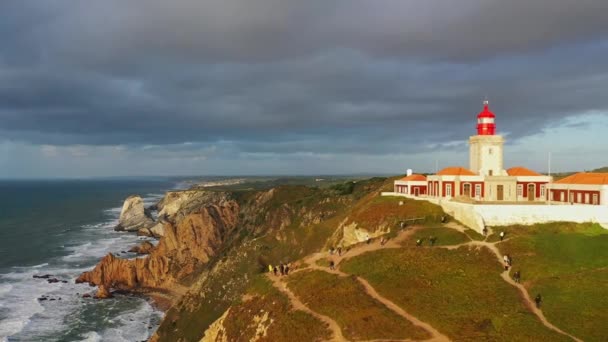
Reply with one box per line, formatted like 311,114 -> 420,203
76,177 -> 608,341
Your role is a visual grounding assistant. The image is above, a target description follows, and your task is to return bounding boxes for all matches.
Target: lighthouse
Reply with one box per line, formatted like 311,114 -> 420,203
469,100 -> 506,176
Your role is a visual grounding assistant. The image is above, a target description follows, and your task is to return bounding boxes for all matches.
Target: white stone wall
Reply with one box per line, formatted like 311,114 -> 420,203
381,192 -> 608,232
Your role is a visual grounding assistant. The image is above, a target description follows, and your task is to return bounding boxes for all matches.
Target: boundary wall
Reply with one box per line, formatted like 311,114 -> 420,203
381,192 -> 608,232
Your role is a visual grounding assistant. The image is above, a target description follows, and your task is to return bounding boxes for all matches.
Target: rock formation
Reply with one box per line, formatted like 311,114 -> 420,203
95,285 -> 113,299
115,195 -> 154,232
78,192 -> 240,292
128,241 -> 155,255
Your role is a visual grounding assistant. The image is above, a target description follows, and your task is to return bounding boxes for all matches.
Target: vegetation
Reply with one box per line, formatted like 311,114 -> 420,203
346,195 -> 445,231
341,245 -> 571,341
496,222 -> 608,341
408,227 -> 470,246
220,275 -> 331,342
287,270 -> 430,341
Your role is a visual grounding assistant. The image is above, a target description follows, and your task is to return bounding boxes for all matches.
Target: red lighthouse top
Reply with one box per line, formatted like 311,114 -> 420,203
476,100 -> 496,135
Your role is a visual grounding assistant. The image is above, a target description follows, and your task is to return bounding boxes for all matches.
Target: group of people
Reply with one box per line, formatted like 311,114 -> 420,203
268,263 -> 290,276
329,246 -> 343,256
416,236 -> 437,246
503,254 -> 513,270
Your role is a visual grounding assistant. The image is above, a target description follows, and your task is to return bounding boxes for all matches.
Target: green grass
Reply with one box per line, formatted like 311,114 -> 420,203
287,270 -> 430,341
497,222 -> 608,341
341,245 -> 571,341
409,227 -> 471,246
221,275 -> 331,342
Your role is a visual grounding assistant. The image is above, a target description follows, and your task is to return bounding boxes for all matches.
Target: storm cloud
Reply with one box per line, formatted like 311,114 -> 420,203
1,1 -> 608,177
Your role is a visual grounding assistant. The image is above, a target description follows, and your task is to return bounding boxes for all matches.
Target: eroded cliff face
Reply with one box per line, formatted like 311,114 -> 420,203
77,192 -> 240,292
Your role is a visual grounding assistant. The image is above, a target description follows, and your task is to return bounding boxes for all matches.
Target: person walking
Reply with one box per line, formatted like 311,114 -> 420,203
482,226 -> 488,236
535,294 -> 542,308
429,236 -> 437,246
499,231 -> 506,241
329,260 -> 335,270
279,263 -> 285,276
268,264 -> 273,274
338,247 -> 342,256
366,235 -> 371,244
273,266 -> 278,276
513,270 -> 521,283
285,264 -> 290,275
416,238 -> 424,247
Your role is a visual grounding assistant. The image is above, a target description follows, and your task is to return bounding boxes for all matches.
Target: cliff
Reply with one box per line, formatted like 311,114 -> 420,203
78,177 -> 428,342
77,192 -> 240,292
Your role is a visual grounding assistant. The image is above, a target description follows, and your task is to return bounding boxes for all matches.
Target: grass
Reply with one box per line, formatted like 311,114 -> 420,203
287,270 -> 430,341
408,227 -> 471,246
341,245 -> 571,341
346,195 -> 445,232
497,222 -> 608,341
221,275 -> 331,342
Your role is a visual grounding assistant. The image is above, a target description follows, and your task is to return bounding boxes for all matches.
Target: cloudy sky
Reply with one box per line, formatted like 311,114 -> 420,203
1,1 -> 608,178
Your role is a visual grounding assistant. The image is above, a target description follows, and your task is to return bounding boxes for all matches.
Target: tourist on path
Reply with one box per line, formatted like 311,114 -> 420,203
273,266 -> 278,276
366,235 -> 371,244
535,294 -> 542,308
338,247 -> 342,256
279,263 -> 285,276
482,226 -> 488,236
416,238 -> 424,247
329,260 -> 335,270
500,231 -> 506,241
268,264 -> 273,273
429,236 -> 437,246
513,270 -> 521,283
285,264 -> 290,275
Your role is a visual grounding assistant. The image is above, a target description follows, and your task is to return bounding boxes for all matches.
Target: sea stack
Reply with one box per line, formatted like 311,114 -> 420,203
115,195 -> 154,232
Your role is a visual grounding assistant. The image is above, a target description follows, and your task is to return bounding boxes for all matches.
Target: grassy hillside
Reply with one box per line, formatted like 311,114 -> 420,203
152,177 -> 607,342
287,270 -> 430,341
496,223 -> 608,341
342,238 -> 571,341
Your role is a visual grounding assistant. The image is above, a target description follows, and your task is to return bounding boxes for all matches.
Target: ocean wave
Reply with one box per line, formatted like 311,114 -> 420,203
0,190 -> 167,341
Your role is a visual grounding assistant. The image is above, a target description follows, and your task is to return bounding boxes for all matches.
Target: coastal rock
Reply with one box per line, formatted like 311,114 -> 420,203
149,223 -> 165,238
137,228 -> 152,237
129,241 -> 155,255
115,195 -> 154,232
95,285 -> 113,299
78,192 -> 240,291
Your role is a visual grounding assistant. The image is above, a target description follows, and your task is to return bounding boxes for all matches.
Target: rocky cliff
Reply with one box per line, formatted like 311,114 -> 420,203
77,177 -> 404,342
77,192 -> 240,292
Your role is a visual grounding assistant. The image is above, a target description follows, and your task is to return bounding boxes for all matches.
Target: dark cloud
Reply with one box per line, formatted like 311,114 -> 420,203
1,0 -> 608,175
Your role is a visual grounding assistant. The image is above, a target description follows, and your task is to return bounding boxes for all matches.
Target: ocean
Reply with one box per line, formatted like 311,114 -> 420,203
0,178 -> 181,342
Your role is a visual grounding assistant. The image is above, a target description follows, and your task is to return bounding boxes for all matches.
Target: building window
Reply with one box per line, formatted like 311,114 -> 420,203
593,194 -> 599,205
540,185 -> 546,198
577,193 -> 582,203
475,184 -> 481,197
517,184 -> 523,197
585,193 -> 590,204
489,170 -> 493,176
446,184 -> 452,197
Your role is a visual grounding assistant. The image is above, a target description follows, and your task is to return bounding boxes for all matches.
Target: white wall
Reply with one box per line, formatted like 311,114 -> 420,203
381,192 -> 608,232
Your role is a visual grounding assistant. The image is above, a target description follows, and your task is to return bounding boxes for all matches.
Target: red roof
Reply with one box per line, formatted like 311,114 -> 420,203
437,167 -> 476,176
554,172 -> 608,185
478,101 -> 495,119
507,166 -> 542,176
401,174 -> 426,181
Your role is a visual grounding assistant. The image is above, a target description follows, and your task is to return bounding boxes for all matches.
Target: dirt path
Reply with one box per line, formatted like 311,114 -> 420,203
281,226 -> 450,342
267,273 -> 346,342
469,240 -> 582,342
438,222 -> 581,342
355,276 -> 450,342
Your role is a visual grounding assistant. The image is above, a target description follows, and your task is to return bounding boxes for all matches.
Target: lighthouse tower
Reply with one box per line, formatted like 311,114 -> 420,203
469,100 -> 506,176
